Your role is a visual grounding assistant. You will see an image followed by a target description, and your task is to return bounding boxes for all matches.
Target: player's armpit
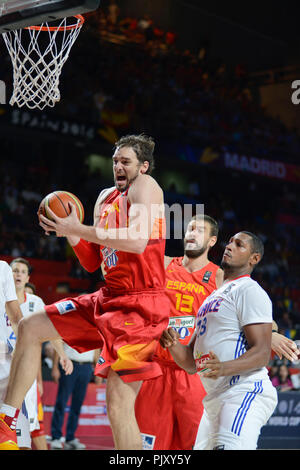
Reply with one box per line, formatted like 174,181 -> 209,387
127,175 -> 164,252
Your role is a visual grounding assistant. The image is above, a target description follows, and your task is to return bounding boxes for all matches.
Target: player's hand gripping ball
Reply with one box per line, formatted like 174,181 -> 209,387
38,191 -> 84,223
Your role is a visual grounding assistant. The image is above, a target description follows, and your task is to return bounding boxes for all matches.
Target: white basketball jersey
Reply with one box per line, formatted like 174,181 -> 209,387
193,275 -> 273,397
3,292 -> 45,353
0,261 -> 18,381
20,293 -> 45,319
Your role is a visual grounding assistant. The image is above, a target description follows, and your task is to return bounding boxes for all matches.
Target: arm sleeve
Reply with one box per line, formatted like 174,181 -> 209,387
3,263 -> 18,302
72,239 -> 103,273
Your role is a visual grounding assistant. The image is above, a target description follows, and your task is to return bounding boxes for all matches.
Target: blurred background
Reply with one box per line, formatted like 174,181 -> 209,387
0,0 -> 299,449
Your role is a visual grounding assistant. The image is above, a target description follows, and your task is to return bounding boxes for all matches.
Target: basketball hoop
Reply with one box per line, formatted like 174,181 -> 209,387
2,15 -> 84,110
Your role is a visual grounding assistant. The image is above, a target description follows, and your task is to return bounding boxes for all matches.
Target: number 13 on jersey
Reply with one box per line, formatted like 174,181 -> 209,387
196,316 -> 207,336
175,293 -> 194,313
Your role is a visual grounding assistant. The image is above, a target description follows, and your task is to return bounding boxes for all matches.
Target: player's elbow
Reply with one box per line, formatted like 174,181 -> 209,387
6,301 -> 22,325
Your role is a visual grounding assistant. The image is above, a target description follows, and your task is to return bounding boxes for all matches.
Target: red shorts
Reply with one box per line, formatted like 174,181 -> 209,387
45,287 -> 169,383
135,362 -> 206,450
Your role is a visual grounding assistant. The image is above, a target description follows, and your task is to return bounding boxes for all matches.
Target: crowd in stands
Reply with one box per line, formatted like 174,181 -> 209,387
50,1 -> 300,164
0,1 -> 299,383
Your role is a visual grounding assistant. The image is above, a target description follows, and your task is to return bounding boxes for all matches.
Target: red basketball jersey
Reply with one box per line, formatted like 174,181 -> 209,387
98,188 -> 166,291
155,257 -> 219,364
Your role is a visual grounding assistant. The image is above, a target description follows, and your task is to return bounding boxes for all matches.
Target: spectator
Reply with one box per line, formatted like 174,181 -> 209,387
271,364 -> 294,392
50,344 -> 100,450
106,0 -> 120,31
278,311 -> 294,339
268,360 -> 279,381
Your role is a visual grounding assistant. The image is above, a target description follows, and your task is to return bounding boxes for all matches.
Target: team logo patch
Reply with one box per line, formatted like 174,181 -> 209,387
101,247 -> 119,267
29,301 -> 35,312
97,356 -> 105,365
202,271 -> 212,283
141,433 -> 156,450
223,283 -> 235,295
194,352 -> 210,373
55,300 -> 76,315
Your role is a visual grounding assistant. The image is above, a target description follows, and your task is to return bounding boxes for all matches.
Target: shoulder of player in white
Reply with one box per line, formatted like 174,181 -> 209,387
0,260 -> 10,271
25,292 -> 45,304
228,277 -> 272,307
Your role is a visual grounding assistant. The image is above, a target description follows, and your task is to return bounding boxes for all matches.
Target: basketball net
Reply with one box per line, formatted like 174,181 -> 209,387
2,15 -> 84,110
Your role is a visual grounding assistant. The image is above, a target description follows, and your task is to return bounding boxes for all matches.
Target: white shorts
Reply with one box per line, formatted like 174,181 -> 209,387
0,377 -> 31,449
24,380 -> 39,432
16,407 -> 32,449
194,379 -> 278,450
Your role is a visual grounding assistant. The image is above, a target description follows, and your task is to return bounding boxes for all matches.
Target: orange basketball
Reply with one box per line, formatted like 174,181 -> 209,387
38,191 -> 84,223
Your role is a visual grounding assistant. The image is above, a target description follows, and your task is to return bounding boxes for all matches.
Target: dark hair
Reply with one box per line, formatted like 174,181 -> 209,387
191,214 -> 219,238
10,257 -> 32,274
278,364 -> 291,384
114,134 -> 155,174
240,231 -> 264,259
25,282 -> 36,294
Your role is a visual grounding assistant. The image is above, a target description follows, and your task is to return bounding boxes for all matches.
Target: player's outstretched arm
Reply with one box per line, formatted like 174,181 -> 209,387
270,320 -> 298,361
51,339 -> 73,375
271,332 -> 299,362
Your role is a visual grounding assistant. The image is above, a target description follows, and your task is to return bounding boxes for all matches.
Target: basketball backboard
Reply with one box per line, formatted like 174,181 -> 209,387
0,0 -> 100,33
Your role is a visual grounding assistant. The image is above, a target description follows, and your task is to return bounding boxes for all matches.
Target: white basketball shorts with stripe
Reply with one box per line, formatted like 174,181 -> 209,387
194,379 -> 278,450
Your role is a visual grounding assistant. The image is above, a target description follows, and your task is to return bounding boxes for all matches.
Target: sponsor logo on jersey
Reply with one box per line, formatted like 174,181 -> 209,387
222,283 -> 235,295
141,433 -> 156,450
194,352 -> 210,373
101,246 -> 119,268
97,356 -> 105,365
168,316 -> 195,329
55,300 -> 76,315
29,301 -> 34,312
169,316 -> 195,340
202,270 -> 212,283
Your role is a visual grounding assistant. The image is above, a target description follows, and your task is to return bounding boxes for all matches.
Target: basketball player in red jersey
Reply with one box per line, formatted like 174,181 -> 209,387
135,214 -> 224,450
0,134 -> 170,451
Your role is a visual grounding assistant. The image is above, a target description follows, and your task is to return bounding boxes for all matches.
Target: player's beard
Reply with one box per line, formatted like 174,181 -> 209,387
220,259 -> 230,270
184,240 -> 208,259
115,169 -> 139,192
220,252 -> 234,270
